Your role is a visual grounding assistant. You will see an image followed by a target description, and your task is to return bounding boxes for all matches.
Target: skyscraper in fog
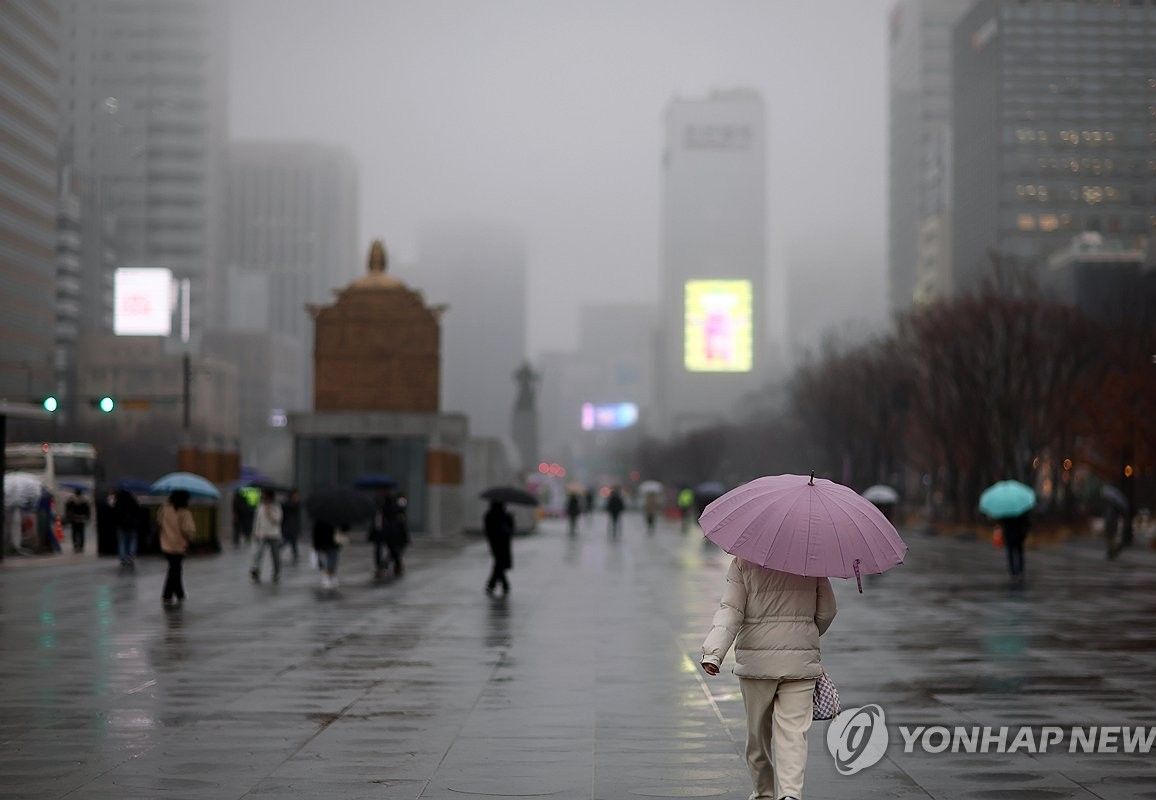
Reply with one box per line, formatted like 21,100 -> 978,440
223,142 -> 359,342
59,0 -> 227,340
888,0 -> 973,309
216,141 -> 358,461
415,223 -> 527,440
0,1 -> 58,400
952,0 -> 1156,294
659,89 -> 767,434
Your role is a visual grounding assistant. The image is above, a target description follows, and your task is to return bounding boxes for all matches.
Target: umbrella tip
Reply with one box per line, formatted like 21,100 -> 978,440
809,471 -> 815,486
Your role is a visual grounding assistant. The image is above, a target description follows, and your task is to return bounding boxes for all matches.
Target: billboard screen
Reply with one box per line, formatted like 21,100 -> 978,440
114,268 -> 174,336
684,279 -> 753,372
581,402 -> 639,431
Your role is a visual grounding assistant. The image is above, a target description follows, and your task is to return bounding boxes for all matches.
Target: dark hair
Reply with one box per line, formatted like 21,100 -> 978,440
170,490 -> 190,509
261,487 -> 275,502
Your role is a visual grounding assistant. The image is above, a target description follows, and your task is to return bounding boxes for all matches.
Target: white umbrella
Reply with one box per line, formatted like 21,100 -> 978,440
862,484 -> 900,505
638,480 -> 664,495
3,472 -> 43,507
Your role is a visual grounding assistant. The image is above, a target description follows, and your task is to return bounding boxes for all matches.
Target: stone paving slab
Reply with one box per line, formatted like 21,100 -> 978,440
2,517 -> 1155,798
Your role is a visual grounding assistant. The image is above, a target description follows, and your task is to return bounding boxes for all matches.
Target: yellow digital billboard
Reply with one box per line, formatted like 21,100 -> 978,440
684,280 -> 753,373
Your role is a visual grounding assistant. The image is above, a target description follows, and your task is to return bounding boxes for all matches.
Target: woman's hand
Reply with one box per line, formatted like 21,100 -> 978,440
701,661 -> 719,676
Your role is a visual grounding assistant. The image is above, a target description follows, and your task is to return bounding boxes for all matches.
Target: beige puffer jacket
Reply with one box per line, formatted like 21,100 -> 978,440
701,558 -> 837,679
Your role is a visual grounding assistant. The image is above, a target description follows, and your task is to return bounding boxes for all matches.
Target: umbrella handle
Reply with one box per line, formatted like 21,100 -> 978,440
853,559 -> 863,593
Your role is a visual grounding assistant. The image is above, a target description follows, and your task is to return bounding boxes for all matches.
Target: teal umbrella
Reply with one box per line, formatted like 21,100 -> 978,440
152,472 -> 220,500
979,480 -> 1035,519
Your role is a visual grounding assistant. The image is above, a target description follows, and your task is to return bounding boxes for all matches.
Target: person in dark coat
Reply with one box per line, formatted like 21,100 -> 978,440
606,487 -> 626,537
112,488 -> 141,569
280,489 -> 301,565
311,519 -> 342,589
566,493 -> 582,536
483,500 -> 514,596
370,490 -> 409,578
1001,511 -> 1031,582
65,488 -> 91,554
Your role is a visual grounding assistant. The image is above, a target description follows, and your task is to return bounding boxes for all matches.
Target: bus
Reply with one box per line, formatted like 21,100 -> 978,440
4,442 -> 99,508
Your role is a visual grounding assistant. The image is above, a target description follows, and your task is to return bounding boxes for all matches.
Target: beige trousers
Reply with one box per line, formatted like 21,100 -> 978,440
738,677 -> 816,800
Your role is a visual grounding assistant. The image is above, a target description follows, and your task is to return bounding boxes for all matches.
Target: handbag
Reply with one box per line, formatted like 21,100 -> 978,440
813,671 -> 841,721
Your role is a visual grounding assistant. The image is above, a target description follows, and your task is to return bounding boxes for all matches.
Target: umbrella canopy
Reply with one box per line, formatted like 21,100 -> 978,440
978,480 -> 1036,520
481,486 -> 539,506
694,481 -> 727,506
862,484 -> 900,505
306,488 -> 375,527
114,477 -> 154,494
58,480 -> 89,492
353,473 -> 397,489
700,474 -> 907,586
1101,485 -> 1129,512
151,472 -> 220,500
638,480 -> 664,495
3,472 -> 43,507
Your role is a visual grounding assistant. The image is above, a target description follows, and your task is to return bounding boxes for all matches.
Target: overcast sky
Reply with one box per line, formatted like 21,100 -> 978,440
228,0 -> 894,357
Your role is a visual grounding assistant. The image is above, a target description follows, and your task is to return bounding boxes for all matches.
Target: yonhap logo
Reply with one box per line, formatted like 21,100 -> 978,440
826,704 -> 889,775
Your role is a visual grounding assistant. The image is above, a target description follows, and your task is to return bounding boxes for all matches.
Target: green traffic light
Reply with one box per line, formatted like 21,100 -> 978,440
42,396 -> 59,413
98,396 -> 115,413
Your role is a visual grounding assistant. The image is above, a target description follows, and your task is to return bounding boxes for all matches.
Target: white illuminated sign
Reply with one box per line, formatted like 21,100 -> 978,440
114,268 -> 174,336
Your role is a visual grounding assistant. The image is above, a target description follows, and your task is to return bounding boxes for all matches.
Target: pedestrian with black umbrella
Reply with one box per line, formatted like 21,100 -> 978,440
305,487 -> 375,590
480,487 -> 537,597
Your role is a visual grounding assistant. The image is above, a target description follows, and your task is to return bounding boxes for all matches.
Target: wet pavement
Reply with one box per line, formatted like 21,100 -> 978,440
1,514 -> 1154,799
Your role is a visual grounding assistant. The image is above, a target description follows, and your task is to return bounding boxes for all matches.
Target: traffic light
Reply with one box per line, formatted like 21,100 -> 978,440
39,396 -> 59,413
91,396 -> 115,413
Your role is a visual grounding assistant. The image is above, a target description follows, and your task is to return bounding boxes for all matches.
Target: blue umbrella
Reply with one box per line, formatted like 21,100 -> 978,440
354,473 -> 397,489
58,480 -> 89,492
979,480 -> 1036,520
114,478 -> 154,494
152,472 -> 220,499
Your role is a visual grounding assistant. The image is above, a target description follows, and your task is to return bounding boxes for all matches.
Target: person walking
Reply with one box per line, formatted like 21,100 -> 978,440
312,518 -> 342,589
232,488 -> 256,548
111,487 -> 141,569
249,488 -> 283,583
606,487 -> 625,537
566,493 -> 582,536
281,489 -> 301,565
643,491 -> 660,534
1000,511 -> 1031,583
701,558 -> 838,800
483,500 -> 514,596
371,490 -> 409,578
159,490 -> 196,606
677,487 -> 694,530
65,488 -> 91,554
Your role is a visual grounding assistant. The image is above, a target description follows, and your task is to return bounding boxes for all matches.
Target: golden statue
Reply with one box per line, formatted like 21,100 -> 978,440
368,239 -> 388,273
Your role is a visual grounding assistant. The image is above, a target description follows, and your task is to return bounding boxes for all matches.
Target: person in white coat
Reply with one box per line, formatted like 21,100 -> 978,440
700,558 -> 837,800
249,488 -> 284,583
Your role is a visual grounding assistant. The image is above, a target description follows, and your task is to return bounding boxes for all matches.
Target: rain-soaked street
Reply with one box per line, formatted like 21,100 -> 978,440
1,514 -> 1154,800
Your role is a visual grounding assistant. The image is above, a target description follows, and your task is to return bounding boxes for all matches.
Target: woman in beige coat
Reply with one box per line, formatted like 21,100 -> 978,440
701,558 -> 837,800
159,490 -> 196,606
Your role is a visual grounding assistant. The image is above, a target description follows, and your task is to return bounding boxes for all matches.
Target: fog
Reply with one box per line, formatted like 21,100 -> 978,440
229,0 -> 893,357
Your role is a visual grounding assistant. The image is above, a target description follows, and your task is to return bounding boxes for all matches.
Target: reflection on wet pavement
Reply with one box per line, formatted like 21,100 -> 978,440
0,517 -> 1153,798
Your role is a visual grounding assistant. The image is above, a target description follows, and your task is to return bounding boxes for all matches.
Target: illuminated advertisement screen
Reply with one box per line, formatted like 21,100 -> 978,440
114,268 -> 173,336
684,279 -> 753,372
581,402 -> 639,431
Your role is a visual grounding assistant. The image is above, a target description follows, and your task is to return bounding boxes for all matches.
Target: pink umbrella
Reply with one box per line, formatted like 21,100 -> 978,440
700,473 -> 907,592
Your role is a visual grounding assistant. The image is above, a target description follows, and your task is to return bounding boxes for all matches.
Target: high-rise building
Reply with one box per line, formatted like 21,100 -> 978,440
415,222 -> 527,440
952,0 -> 1156,295
0,1 -> 59,402
222,140 -> 359,417
59,0 -> 228,341
659,89 -> 768,434
888,0 -> 973,309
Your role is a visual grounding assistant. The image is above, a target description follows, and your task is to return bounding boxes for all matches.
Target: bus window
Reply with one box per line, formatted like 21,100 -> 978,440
55,455 -> 96,476
5,454 -> 47,472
